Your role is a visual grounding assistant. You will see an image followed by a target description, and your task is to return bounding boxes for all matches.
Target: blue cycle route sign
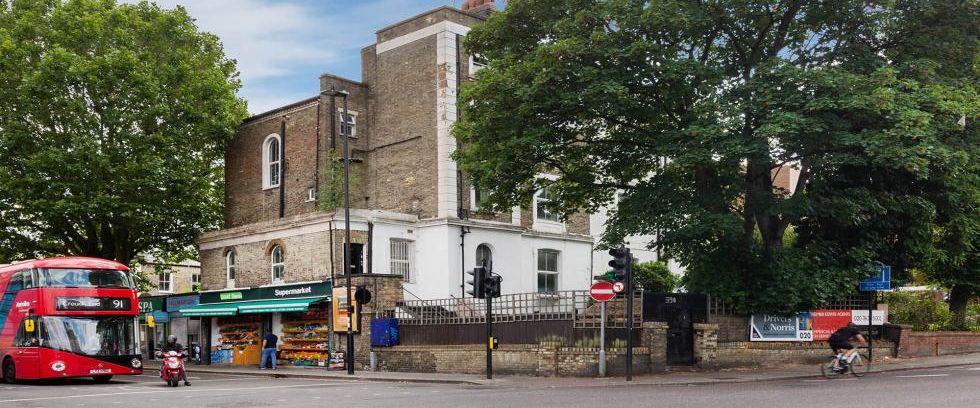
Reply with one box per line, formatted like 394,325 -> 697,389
859,264 -> 891,291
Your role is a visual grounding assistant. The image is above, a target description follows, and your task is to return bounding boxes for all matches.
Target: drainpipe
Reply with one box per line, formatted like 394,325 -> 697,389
279,117 -> 287,218
460,225 -> 471,298
314,95 -> 323,196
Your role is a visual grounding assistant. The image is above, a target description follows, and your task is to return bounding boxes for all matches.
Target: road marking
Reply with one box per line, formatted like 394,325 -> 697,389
0,383 -> 344,403
896,374 -> 950,378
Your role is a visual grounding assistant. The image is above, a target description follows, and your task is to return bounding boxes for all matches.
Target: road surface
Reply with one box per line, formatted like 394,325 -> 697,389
1,364 -> 978,407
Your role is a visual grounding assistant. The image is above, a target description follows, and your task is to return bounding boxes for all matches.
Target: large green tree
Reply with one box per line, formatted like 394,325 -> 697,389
454,0 -> 978,312
0,0 -> 247,265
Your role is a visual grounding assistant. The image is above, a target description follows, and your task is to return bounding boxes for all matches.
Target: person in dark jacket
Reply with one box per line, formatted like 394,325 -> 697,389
828,322 -> 866,368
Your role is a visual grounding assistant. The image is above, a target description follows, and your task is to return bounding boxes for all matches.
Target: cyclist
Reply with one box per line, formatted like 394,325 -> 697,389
828,322 -> 866,371
160,335 -> 192,386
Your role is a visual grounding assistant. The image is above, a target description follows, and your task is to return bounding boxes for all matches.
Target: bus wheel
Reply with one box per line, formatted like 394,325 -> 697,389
2,358 -> 15,384
92,375 -> 113,384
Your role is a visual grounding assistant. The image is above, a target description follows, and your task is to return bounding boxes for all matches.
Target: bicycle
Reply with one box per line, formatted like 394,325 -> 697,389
820,347 -> 870,379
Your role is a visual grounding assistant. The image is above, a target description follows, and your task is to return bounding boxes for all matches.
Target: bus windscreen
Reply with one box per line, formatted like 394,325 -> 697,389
40,316 -> 138,356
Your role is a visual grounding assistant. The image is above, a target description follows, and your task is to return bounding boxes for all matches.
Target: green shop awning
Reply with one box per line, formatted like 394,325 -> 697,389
236,298 -> 325,314
178,303 -> 239,317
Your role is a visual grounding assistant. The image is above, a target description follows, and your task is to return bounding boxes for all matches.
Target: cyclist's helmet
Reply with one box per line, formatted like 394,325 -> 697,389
847,322 -> 858,328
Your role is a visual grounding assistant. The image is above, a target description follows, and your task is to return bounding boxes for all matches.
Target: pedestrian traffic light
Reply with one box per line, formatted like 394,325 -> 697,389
484,274 -> 502,298
467,266 -> 487,298
608,247 -> 631,282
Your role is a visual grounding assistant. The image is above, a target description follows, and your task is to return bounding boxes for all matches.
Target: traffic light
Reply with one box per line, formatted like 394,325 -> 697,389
484,274 -> 502,298
467,266 -> 487,298
608,247 -> 631,282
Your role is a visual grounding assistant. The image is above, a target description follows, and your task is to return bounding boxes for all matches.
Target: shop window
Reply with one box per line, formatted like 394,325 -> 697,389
537,249 -> 559,294
271,245 -> 285,283
390,239 -> 414,281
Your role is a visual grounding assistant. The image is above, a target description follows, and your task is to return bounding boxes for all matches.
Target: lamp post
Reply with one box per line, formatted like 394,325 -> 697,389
322,88 -> 353,375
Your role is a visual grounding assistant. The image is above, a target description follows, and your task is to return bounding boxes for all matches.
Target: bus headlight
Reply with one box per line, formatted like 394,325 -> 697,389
131,358 -> 142,368
51,361 -> 66,372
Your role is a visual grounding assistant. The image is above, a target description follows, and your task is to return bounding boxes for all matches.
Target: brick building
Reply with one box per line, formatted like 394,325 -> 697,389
198,1 -> 593,314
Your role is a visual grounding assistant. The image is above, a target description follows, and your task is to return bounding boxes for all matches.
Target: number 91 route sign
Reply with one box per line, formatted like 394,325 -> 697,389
589,281 -> 616,302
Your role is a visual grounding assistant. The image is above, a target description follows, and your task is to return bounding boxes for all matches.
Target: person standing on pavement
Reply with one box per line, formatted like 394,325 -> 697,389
260,331 -> 279,370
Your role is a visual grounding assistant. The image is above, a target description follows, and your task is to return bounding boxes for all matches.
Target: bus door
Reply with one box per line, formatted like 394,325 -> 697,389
13,316 -> 40,379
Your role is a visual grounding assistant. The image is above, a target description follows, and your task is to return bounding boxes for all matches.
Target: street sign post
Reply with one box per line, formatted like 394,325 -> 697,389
859,264 -> 889,366
859,265 -> 891,291
589,281 -> 615,377
590,281 -> 616,302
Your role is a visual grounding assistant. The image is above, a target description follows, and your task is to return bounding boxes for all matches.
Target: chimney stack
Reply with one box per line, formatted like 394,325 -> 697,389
461,0 -> 496,18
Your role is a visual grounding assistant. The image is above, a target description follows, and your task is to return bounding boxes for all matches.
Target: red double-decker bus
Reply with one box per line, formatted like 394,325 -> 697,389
0,257 -> 142,383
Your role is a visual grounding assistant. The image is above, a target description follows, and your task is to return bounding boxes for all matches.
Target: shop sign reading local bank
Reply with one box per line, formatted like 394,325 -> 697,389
201,281 -> 331,304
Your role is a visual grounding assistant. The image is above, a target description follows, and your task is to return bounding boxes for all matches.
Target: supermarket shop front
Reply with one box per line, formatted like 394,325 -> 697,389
179,281 -> 332,367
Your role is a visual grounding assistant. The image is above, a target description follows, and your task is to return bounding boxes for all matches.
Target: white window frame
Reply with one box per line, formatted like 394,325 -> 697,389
476,244 -> 493,269
338,109 -> 358,138
271,245 -> 285,283
158,271 -> 172,293
262,134 -> 282,190
469,54 -> 487,76
225,250 -> 236,288
536,249 -> 560,294
307,187 -> 316,202
192,272 -> 201,288
390,239 -> 415,281
470,186 -> 492,211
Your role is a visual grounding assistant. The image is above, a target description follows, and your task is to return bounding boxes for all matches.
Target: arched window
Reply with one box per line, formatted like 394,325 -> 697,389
225,250 -> 237,288
262,134 -> 282,189
271,245 -> 285,283
476,244 -> 492,269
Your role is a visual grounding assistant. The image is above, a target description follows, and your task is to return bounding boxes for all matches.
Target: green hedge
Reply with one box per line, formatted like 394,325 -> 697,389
883,291 -> 978,331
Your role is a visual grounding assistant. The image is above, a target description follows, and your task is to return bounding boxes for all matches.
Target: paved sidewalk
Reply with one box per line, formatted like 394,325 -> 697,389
144,352 -> 980,387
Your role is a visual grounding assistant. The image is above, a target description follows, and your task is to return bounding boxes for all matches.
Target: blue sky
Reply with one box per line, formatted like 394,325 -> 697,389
138,1 -> 504,115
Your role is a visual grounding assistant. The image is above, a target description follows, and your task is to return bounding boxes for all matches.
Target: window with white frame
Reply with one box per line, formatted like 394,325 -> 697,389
390,239 -> 414,281
472,186 -> 492,210
271,245 -> 285,283
476,244 -> 493,269
192,272 -> 201,289
158,271 -> 171,292
535,186 -> 561,223
338,110 -> 357,138
226,250 -> 236,287
537,249 -> 559,294
469,53 -> 487,75
262,134 -> 282,189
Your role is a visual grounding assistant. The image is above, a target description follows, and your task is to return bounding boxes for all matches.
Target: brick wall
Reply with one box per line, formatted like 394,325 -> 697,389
709,315 -> 750,342
902,331 -> 980,357
373,343 -> 651,377
711,341 -> 896,368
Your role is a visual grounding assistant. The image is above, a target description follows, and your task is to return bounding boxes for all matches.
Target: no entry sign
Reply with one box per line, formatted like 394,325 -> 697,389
589,281 -> 616,302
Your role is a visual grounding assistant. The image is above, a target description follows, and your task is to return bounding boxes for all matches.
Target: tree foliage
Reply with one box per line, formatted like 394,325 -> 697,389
632,260 -> 680,293
0,0 -> 248,265
454,0 -> 979,312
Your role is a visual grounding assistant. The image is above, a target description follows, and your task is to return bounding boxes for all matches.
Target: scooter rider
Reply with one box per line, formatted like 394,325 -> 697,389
161,335 -> 191,386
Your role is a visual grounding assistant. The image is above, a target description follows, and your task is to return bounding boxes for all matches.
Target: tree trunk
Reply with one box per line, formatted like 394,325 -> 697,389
948,284 -> 972,328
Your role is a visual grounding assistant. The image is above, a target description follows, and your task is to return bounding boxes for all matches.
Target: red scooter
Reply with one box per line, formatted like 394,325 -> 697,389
155,350 -> 188,387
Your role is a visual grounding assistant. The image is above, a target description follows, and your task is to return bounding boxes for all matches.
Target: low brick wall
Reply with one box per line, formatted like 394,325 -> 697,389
709,341 -> 896,369
904,331 -> 980,357
374,344 -> 651,377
